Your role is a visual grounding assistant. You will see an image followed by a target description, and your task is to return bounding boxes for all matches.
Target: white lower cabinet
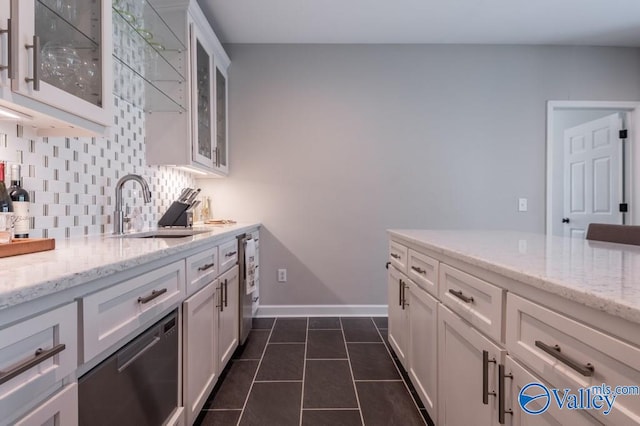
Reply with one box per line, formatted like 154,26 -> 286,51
0,302 -> 77,422
407,281 -> 439,424
501,356 -> 602,426
217,265 -> 239,368
438,304 -> 505,426
387,265 -> 409,367
14,383 -> 78,426
183,279 -> 219,426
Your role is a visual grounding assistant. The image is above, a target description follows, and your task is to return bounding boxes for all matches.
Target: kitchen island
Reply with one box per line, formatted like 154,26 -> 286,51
387,229 -> 640,426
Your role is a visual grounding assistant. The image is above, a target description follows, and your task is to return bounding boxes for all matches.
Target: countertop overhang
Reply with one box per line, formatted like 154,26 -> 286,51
388,229 -> 640,325
0,223 -> 260,310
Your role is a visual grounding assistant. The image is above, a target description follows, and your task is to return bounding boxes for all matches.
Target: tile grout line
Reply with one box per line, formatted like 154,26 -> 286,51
298,317 -> 309,426
340,317 -> 366,426
302,408 -> 362,411
373,319 -> 427,425
236,320 -> 276,426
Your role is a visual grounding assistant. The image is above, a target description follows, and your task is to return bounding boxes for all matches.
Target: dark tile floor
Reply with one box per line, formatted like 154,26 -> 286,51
195,317 -> 433,426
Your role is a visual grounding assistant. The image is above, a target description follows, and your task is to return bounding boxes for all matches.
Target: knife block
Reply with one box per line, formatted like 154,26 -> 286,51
158,202 -> 193,227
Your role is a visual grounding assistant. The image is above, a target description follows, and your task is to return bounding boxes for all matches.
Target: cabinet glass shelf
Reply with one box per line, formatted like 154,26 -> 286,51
113,55 -> 185,113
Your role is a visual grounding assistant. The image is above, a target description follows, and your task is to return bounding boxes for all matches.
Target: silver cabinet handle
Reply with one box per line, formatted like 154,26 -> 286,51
398,279 -> 403,307
390,253 -> 400,260
402,282 -> 409,310
482,350 -> 497,404
411,266 -> 426,274
137,288 -> 167,304
219,284 -> 224,312
224,279 -> 228,307
24,35 -> 40,90
449,289 -> 474,304
498,364 -> 514,424
0,19 -> 12,77
535,340 -> 594,376
225,251 -> 237,257
215,146 -> 220,168
197,262 -> 215,272
0,344 -> 66,385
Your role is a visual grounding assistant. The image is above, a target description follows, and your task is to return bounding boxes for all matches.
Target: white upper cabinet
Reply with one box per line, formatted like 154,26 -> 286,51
8,0 -> 112,135
146,0 -> 230,177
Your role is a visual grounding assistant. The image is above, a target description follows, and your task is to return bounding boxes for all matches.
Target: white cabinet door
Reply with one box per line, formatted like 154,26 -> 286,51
502,356 -> 601,426
190,20 -> 215,169
14,383 -> 78,426
183,279 -> 219,426
12,0 -> 112,129
217,265 -> 239,368
438,304 -> 504,426
213,63 -> 228,175
407,281 -> 439,424
387,265 -> 409,367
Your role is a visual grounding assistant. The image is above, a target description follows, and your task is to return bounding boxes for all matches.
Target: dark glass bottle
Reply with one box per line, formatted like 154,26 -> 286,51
0,162 -> 13,213
9,164 -> 29,238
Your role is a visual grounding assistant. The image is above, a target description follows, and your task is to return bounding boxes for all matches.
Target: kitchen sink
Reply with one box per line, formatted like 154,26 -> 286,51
119,229 -> 209,239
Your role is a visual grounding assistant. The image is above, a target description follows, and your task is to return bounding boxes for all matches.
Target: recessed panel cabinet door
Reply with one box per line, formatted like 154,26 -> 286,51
190,22 -> 214,168
217,265 -> 239,368
387,265 -> 408,367
12,0 -> 112,126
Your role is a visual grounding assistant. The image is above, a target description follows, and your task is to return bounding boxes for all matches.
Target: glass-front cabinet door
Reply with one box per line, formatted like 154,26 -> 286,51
12,0 -> 112,127
0,2 -> 10,91
190,22 -> 214,168
214,65 -> 228,174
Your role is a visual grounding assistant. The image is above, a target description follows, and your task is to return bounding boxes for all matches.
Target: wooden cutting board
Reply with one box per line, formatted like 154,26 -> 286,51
0,238 -> 55,258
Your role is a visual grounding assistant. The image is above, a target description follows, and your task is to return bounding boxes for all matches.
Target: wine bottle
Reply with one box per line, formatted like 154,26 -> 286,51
9,164 -> 29,238
0,162 -> 13,213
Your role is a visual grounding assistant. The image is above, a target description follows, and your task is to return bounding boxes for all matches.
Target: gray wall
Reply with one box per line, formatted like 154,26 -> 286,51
198,44 -> 640,307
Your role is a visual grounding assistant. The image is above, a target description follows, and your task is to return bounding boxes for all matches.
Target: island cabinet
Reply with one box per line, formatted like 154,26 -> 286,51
387,230 -> 640,426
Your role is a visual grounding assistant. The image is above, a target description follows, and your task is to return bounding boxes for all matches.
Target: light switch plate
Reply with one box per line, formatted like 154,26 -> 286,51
518,198 -> 528,212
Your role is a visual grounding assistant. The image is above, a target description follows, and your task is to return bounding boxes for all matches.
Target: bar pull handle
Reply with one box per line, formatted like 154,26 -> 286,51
385,261 -> 391,270
411,266 -> 426,274
534,340 -> 594,376
219,283 -> 224,312
137,288 -> 167,304
25,35 -> 40,90
198,262 -> 215,272
0,344 -> 66,386
482,350 -> 497,404
224,279 -> 228,307
498,364 -> 514,424
398,279 -> 403,307
0,19 -> 12,77
402,282 -> 409,310
390,253 -> 401,260
225,250 -> 237,257
449,289 -> 474,304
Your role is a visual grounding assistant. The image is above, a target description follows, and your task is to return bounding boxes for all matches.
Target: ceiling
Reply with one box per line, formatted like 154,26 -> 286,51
196,0 -> 640,46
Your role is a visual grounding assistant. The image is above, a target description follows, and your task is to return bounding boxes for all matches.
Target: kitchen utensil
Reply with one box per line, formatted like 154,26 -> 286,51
184,188 -> 201,205
177,188 -> 192,202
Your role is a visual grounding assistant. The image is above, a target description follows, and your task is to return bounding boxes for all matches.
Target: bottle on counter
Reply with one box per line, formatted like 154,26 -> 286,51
9,164 -> 29,238
201,196 -> 210,221
0,161 -> 13,213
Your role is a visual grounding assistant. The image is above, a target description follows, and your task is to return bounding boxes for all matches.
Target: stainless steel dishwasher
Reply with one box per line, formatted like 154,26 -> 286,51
78,310 -> 179,426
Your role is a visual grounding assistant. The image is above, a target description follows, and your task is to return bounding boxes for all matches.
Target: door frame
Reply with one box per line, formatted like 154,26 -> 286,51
546,101 -> 640,235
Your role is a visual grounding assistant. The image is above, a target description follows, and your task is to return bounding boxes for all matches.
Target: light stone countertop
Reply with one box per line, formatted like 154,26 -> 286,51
0,223 -> 260,310
388,229 -> 640,325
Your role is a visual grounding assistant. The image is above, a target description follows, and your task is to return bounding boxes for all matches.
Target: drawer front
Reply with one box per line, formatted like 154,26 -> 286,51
0,303 -> 77,419
439,264 -> 503,343
407,249 -> 439,297
186,246 -> 219,297
15,383 -> 78,426
506,293 -> 640,425
82,260 -> 185,362
389,240 -> 408,274
219,239 -> 238,274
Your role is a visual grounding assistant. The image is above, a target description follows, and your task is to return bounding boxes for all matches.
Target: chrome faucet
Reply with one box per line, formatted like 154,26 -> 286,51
113,174 -> 152,235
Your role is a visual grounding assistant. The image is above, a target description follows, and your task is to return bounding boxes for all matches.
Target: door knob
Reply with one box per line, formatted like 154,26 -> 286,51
562,218 -> 570,223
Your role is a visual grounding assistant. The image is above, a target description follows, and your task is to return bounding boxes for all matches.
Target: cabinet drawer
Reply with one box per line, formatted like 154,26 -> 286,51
389,240 -> 408,274
407,249 -> 439,297
506,293 -> 640,425
0,303 -> 77,419
186,246 -> 219,296
15,383 -> 78,426
218,239 -> 238,274
82,260 -> 186,362
439,264 -> 503,343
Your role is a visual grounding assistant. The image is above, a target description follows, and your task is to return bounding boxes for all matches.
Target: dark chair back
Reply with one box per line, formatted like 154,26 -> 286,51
585,223 -> 640,246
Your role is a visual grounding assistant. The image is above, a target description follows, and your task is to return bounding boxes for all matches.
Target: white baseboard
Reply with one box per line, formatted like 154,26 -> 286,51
255,304 -> 387,318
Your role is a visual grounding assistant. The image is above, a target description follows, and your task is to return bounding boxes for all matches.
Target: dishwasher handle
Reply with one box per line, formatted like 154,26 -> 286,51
117,335 -> 161,372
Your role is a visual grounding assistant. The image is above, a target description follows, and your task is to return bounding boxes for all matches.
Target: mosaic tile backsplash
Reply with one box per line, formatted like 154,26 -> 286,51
0,97 -> 196,239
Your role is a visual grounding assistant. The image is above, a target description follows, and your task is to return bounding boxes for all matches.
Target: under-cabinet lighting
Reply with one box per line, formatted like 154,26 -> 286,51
0,106 -> 31,120
172,165 -> 208,176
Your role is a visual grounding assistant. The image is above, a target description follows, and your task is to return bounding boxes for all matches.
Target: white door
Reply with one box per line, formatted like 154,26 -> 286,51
563,113 -> 624,238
